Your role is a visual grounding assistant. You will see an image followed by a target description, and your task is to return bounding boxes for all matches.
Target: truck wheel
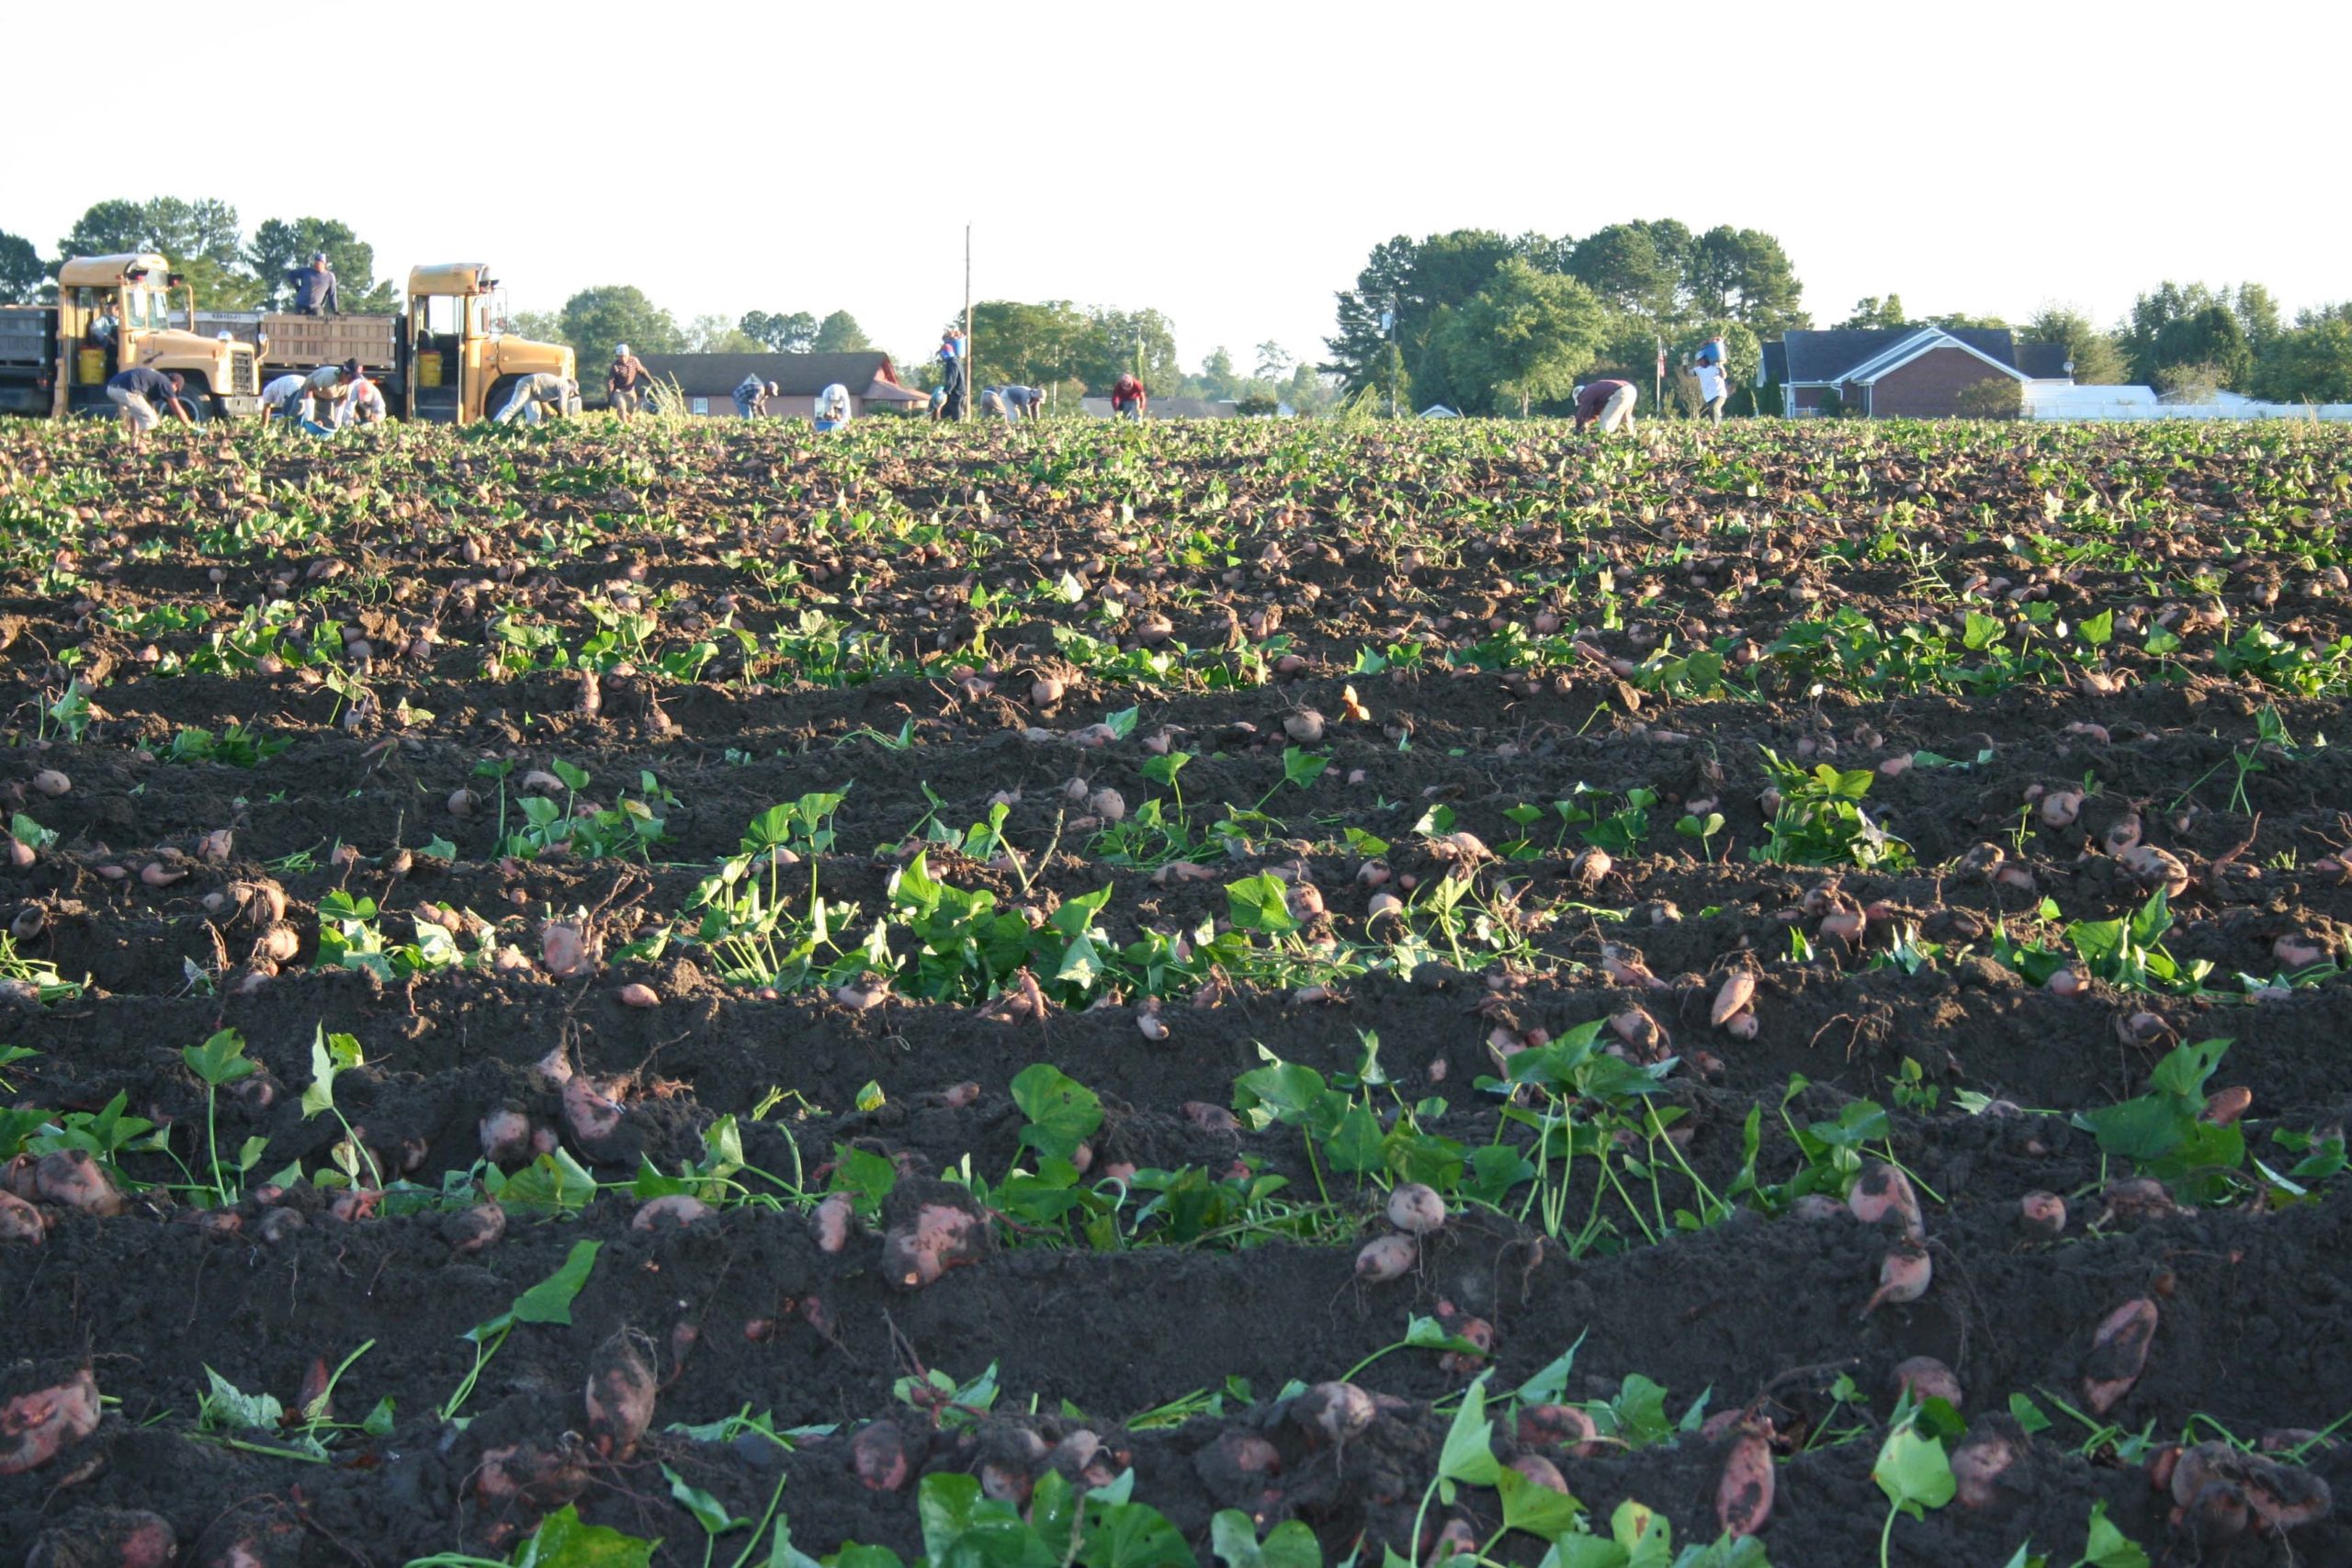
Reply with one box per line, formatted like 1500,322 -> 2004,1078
481,377 -> 520,423
178,389 -> 213,423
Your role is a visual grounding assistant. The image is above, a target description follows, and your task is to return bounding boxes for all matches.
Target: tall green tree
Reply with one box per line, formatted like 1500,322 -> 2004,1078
2024,307 -> 2129,385
2120,282 -> 2269,387
243,218 -> 398,312
684,314 -> 763,353
741,310 -> 818,352
0,230 -> 43,304
559,286 -> 683,375
1253,341 -> 1293,380
1083,308 -> 1181,394
1323,232 -> 1511,399
1566,221 -> 1685,319
811,310 -> 870,352
2250,305 -> 2352,402
1837,295 -> 1909,331
965,300 -> 1094,387
1431,261 -> 1606,416
55,196 -> 261,308
1686,227 -> 1807,334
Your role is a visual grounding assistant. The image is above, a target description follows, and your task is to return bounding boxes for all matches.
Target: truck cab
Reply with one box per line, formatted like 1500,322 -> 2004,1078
406,263 -> 574,423
51,254 -> 258,418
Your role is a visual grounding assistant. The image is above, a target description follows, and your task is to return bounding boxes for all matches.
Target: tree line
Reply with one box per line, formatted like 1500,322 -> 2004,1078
1321,220 -> 2352,414
11,199 -> 2346,410
1829,286 -> 2351,403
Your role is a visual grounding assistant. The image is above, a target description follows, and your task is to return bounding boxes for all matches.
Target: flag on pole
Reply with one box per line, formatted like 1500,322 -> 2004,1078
1657,344 -> 1668,378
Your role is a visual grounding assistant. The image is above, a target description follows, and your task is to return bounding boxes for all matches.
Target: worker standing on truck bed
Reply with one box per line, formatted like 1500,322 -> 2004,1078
607,344 -> 652,420
287,253 -> 339,316
494,373 -> 581,425
1574,378 -> 1639,435
732,375 -> 775,419
106,366 -> 191,446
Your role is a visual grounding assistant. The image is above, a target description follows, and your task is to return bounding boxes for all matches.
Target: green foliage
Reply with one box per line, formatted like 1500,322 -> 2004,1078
243,217 -> 399,312
560,285 -> 684,376
2074,1038 -> 2244,1201
1752,749 -> 1913,870
0,229 -> 44,305
1431,260 -> 1608,416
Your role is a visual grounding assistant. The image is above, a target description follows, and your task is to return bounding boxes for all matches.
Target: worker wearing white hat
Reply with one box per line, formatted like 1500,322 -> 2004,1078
608,343 -> 652,420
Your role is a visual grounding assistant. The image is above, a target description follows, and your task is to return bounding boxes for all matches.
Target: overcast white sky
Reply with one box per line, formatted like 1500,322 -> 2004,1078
9,0 -> 2343,373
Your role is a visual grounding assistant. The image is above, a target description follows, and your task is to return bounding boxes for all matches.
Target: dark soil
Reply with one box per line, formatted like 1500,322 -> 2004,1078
5,415 -> 2351,1566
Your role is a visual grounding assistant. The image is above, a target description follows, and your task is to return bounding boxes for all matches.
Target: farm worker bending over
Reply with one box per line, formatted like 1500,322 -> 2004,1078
814,383 -> 852,432
1110,373 -> 1148,421
1574,378 -> 1638,435
287,252 -> 339,316
345,375 -> 388,426
260,372 -> 322,432
105,365 -> 191,445
495,373 -> 581,425
299,360 -> 363,430
1690,341 -> 1729,426
608,344 -> 652,419
987,385 -> 1044,422
732,375 -> 775,418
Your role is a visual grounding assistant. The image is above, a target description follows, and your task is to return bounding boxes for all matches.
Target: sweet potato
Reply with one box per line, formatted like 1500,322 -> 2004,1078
478,1108 -> 531,1165
190,1502 -> 303,1568
1385,1181 -> 1447,1235
0,1366 -> 101,1475
1711,970 -> 1757,1028
812,1190 -> 855,1253
0,1189 -> 44,1244
852,1419 -> 914,1491
1891,1356 -> 1962,1408
34,1150 -> 124,1217
1714,1421 -> 1775,1538
582,1328 -> 657,1459
1950,1422 -> 2020,1510
560,1076 -> 625,1153
879,1185 -> 990,1291
439,1201 -> 506,1256
1847,1161 -> 1923,1241
1510,1452 -> 1569,1492
1860,1239 -> 1932,1316
1517,1403 -> 1601,1456
631,1194 -> 714,1231
1356,1233 -> 1417,1282
1292,1381 -> 1375,1447
2168,1440 -> 2332,1532
2083,1297 -> 2158,1416
26,1507 -> 179,1568
475,1441 -> 588,1508
2018,1190 -> 2066,1237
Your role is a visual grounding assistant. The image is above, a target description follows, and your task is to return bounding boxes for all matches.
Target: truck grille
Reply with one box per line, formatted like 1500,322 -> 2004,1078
232,353 -> 256,396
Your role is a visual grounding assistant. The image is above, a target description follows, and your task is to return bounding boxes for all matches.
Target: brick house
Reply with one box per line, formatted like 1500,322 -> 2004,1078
1761,327 -> 2073,418
626,351 -> 927,420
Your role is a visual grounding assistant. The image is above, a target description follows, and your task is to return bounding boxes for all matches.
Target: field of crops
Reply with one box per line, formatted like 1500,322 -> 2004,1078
2,412 -> 2350,1567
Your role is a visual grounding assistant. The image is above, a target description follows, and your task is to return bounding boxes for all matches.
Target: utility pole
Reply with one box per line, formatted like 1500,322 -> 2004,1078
962,222 -> 973,423
1654,333 -> 1665,422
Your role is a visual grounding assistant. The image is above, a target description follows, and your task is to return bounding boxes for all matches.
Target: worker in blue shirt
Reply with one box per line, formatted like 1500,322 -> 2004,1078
286,253 -> 340,315
106,365 -> 192,446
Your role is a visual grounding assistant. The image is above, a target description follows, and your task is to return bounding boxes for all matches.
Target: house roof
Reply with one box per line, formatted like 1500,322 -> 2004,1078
2014,342 -> 2072,379
1760,342 -> 1787,385
1770,327 -> 2063,386
632,352 -> 922,400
